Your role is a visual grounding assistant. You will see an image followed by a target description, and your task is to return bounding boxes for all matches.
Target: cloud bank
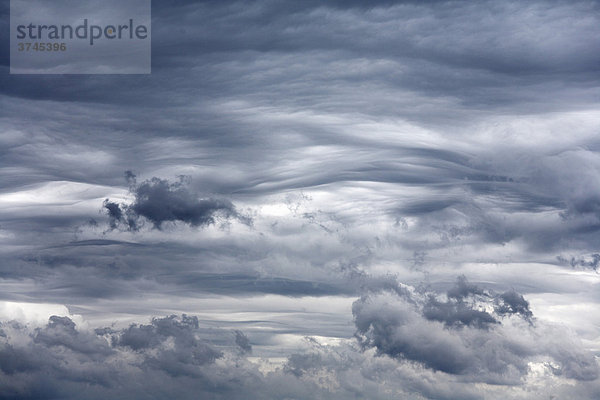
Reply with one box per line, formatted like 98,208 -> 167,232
1,279 -> 598,400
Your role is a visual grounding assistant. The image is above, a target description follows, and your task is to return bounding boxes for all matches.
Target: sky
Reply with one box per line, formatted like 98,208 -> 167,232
1,0 -> 600,398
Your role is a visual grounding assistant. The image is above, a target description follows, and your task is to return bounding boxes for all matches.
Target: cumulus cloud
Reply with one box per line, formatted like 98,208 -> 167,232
495,290 -> 534,322
0,315 -> 238,399
353,277 -> 598,384
103,173 -> 249,230
421,276 -> 533,329
422,295 -> 498,330
1,309 -> 598,400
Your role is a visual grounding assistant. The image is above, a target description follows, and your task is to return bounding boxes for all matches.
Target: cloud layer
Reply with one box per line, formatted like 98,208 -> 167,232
1,0 -> 600,398
1,281 -> 598,400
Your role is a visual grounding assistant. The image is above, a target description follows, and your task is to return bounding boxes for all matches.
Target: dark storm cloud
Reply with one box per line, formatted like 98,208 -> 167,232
102,200 -> 124,230
422,277 -> 533,329
353,278 -> 598,383
130,179 -> 237,227
495,290 -> 534,322
103,174 -> 249,230
422,297 -> 498,329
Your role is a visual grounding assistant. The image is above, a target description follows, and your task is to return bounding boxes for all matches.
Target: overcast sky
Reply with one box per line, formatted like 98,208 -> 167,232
1,0 -> 600,399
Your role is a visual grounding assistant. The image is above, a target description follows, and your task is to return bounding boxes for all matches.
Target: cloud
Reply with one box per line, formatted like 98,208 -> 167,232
33,315 -> 113,358
557,253 -> 600,271
2,311 -> 598,400
1,1 -> 600,398
234,330 -> 252,354
115,315 -> 223,377
352,277 -> 598,384
102,200 -> 124,230
0,315 -> 241,399
446,275 -> 487,300
421,276 -> 533,329
103,173 -> 250,230
422,295 -> 498,330
495,290 -> 534,322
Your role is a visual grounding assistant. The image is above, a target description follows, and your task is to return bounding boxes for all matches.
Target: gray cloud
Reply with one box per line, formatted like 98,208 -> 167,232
353,278 -> 598,383
102,200 -> 125,230
423,296 -> 498,330
446,275 -> 487,301
1,0 -> 600,398
34,315 -> 114,357
0,315 -> 227,399
495,290 -> 534,322
0,313 -> 479,400
422,276 -> 534,328
103,173 -> 249,230
234,330 -> 252,354
2,311 -> 597,400
557,253 -> 600,272
116,315 -> 223,377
